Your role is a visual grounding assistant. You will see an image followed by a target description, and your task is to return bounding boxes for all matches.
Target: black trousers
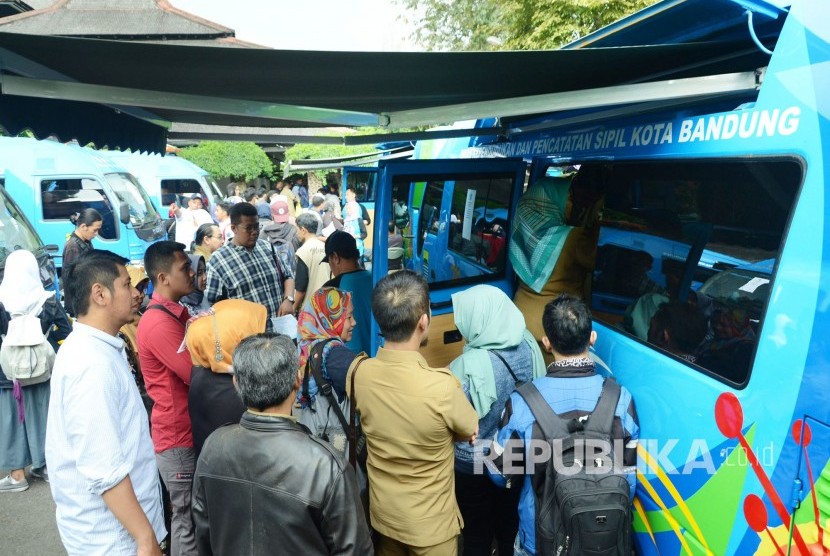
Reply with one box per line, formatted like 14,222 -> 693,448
455,470 -> 521,556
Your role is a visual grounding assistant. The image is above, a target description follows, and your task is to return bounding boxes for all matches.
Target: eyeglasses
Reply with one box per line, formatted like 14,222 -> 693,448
237,225 -> 260,234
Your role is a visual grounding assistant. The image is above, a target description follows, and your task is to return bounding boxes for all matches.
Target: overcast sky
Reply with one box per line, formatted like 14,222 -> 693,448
169,0 -> 420,51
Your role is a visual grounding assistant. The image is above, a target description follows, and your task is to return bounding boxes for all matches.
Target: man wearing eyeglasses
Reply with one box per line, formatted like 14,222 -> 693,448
204,203 -> 295,331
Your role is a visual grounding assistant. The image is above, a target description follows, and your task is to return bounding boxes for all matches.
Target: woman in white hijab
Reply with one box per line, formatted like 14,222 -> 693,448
0,250 -> 71,492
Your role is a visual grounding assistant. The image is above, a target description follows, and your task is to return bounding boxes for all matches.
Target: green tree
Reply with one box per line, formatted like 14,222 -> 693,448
398,0 -> 656,51
178,141 -> 273,181
400,0 -> 503,51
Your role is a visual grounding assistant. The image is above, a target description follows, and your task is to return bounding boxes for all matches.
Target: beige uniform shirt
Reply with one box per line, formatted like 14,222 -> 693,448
295,237 -> 331,296
347,347 -> 478,546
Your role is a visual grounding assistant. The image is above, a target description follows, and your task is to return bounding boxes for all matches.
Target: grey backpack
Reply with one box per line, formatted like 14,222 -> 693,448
517,379 -> 632,556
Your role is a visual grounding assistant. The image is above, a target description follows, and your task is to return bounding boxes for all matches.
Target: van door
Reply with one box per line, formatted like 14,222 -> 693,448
373,158 -> 526,366
788,417 -> 830,554
343,167 -> 377,251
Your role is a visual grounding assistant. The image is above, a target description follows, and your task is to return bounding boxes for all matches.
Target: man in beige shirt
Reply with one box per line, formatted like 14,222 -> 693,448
292,213 -> 331,314
348,271 -> 479,555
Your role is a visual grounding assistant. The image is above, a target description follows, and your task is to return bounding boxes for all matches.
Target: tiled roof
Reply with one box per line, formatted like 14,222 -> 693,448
0,0 -> 237,40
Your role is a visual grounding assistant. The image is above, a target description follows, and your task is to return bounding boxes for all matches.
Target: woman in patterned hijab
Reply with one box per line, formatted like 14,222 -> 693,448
296,288 -> 358,455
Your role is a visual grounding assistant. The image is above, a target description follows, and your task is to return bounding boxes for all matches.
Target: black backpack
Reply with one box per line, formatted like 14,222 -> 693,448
516,379 -> 632,556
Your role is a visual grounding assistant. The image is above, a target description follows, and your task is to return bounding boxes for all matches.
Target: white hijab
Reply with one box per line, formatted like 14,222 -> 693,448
0,250 -> 54,316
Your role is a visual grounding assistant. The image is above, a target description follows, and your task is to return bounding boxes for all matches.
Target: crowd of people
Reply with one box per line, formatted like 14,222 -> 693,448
0,173 -> 646,556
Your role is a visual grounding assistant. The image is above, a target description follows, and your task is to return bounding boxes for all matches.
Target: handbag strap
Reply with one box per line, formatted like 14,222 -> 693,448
492,349 -> 522,386
348,353 -> 369,467
145,304 -> 185,329
302,339 -> 349,433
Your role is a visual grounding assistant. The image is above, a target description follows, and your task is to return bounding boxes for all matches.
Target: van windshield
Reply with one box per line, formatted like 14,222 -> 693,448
104,173 -> 160,227
0,185 -> 44,259
206,177 -> 224,201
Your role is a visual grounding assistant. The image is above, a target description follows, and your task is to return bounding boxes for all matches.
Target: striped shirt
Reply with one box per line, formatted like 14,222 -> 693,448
205,239 -> 293,328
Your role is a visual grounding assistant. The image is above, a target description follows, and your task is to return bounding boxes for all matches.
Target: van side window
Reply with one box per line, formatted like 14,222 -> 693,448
389,173 -> 513,287
40,178 -> 117,240
345,172 -> 377,203
582,159 -> 801,385
161,179 -> 202,207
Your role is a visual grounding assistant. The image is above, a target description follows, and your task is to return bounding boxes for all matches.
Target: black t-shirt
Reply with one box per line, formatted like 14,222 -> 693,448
359,203 -> 371,225
295,258 -> 310,293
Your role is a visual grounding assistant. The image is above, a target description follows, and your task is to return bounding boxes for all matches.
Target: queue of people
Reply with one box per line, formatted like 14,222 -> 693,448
0,173 -> 653,556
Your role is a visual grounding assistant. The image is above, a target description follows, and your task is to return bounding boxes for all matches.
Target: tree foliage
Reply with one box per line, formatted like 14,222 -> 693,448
398,0 -> 656,51
178,141 -> 273,181
400,0 -> 503,51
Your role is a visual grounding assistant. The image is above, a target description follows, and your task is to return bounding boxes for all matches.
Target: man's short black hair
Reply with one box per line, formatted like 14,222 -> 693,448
230,201 -> 258,225
542,294 -> 593,356
650,302 -> 707,354
144,241 -> 187,287
244,189 -> 258,203
64,249 -> 128,317
371,270 -> 430,343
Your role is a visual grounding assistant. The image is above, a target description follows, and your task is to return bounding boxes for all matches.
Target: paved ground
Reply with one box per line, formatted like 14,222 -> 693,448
0,468 -> 64,555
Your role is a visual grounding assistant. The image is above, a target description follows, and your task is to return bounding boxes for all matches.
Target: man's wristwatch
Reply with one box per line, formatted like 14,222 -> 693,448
285,295 -> 295,303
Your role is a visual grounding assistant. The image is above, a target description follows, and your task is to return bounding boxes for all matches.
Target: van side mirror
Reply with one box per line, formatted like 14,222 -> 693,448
119,201 -> 131,225
43,244 -> 59,254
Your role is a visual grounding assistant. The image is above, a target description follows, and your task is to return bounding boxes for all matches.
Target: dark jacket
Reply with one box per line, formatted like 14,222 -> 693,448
0,296 -> 72,388
192,411 -> 373,556
62,232 -> 93,315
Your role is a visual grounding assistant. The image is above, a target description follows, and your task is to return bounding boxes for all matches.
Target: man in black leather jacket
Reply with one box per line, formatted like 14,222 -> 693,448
192,333 -> 373,556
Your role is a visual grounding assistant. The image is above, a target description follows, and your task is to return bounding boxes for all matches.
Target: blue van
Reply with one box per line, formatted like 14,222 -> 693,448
104,150 -> 223,218
0,138 -> 166,269
368,1 -> 830,553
